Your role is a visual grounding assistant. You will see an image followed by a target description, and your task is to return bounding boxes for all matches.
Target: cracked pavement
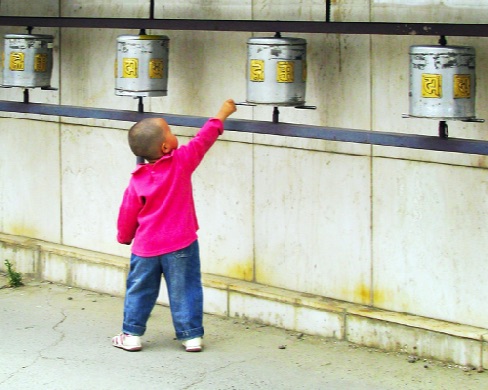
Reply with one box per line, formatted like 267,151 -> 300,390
1,275 -> 488,390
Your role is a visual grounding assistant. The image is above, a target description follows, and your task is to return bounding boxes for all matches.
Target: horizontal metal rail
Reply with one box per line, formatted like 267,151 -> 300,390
1,100 -> 488,156
0,17 -> 488,37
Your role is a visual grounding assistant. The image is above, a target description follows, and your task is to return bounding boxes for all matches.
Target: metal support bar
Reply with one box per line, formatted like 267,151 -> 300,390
272,107 -> 279,124
1,100 -> 488,156
439,121 -> 448,139
326,0 -> 332,23
149,0 -> 155,20
136,96 -> 145,165
0,17 -> 488,37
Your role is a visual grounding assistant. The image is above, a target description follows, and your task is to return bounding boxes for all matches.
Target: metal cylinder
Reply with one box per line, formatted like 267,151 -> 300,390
246,37 -> 307,106
2,34 -> 54,88
409,45 -> 476,120
115,35 -> 169,97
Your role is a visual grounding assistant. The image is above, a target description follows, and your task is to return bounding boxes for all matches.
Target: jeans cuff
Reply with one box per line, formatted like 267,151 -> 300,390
123,322 -> 146,336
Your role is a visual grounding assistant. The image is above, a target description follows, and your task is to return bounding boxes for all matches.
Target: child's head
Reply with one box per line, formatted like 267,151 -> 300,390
128,118 -> 178,162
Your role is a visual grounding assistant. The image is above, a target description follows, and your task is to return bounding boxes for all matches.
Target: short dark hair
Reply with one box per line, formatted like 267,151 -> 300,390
128,118 -> 165,160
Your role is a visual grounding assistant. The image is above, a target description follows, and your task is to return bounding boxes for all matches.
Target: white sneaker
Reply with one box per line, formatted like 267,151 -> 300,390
112,333 -> 142,352
182,337 -> 203,352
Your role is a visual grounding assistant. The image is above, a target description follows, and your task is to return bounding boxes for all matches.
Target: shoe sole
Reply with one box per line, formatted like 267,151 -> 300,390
113,344 -> 142,352
185,346 -> 202,352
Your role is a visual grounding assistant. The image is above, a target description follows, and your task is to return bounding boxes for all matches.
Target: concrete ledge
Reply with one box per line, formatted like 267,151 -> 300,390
1,232 -> 486,368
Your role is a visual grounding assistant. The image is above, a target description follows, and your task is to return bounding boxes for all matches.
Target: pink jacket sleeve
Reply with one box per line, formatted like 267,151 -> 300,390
177,118 -> 224,172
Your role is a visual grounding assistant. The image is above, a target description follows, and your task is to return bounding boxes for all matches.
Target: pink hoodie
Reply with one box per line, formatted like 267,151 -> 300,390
117,118 -> 223,257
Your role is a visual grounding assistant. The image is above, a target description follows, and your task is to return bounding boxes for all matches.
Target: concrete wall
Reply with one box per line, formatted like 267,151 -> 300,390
1,0 -> 488,347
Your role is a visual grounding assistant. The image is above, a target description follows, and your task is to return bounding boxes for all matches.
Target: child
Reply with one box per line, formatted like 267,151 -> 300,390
113,99 -> 237,352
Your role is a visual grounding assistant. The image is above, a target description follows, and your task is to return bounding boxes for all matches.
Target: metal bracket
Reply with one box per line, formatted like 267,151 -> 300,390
462,118 -> 485,123
295,105 -> 317,110
1,86 -> 58,90
235,102 -> 317,110
235,102 -> 257,106
403,114 -> 485,123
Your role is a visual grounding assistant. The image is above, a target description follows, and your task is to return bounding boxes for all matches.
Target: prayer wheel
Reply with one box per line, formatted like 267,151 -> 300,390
2,34 -> 54,88
246,37 -> 307,106
409,45 -> 477,120
115,35 -> 169,97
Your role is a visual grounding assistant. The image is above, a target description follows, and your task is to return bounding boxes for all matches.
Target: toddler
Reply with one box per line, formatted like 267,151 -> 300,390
113,99 -> 237,352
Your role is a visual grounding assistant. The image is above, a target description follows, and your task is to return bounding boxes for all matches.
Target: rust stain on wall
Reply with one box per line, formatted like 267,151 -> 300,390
354,283 -> 371,305
6,224 -> 38,239
226,261 -> 254,282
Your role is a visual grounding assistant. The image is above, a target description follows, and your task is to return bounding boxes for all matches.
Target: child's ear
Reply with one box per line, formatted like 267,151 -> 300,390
161,143 -> 169,154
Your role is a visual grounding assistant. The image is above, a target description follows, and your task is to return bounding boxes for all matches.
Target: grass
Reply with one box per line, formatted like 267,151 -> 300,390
4,259 -> 23,288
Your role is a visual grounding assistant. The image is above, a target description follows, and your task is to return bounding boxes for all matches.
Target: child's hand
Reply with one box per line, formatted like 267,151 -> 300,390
215,99 -> 237,122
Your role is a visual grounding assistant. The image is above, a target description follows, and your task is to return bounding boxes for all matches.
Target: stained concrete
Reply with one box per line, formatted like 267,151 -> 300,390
1,274 -> 488,390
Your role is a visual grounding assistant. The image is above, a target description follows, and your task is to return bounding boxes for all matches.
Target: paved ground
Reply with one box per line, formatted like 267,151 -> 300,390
1,274 -> 488,390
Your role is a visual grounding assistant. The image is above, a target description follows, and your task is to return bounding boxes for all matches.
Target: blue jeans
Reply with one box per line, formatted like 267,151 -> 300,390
122,240 -> 204,340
